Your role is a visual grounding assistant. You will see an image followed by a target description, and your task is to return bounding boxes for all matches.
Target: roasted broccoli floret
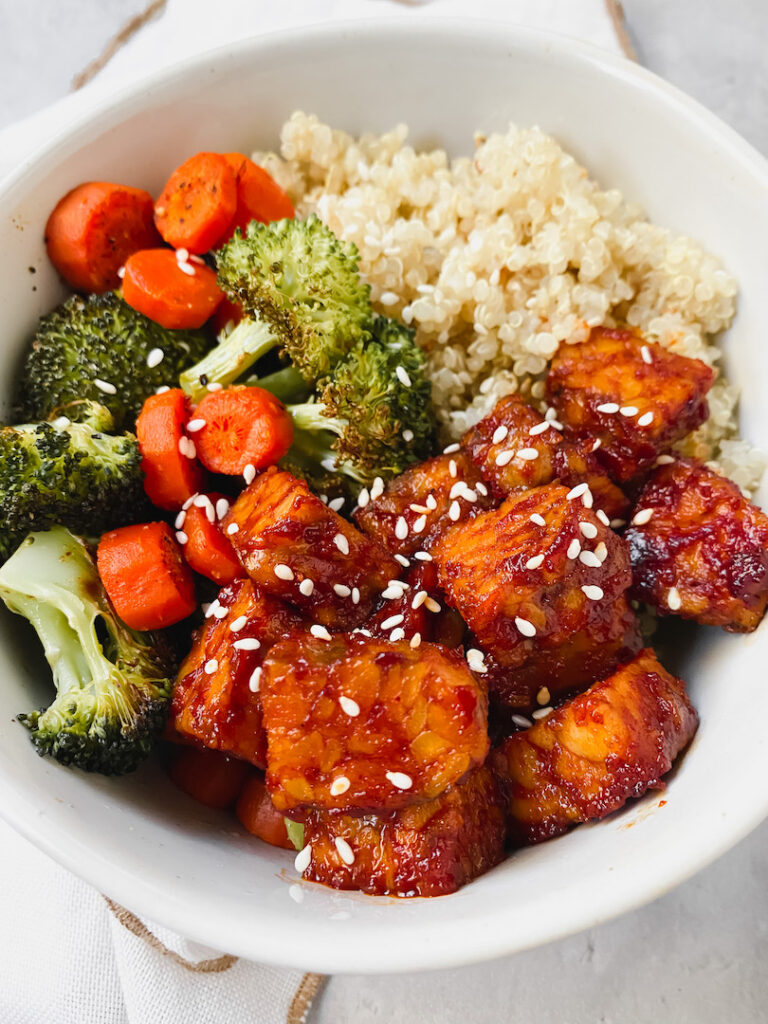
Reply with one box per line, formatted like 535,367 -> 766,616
15,291 -> 211,428
275,315 -> 436,488
0,527 -> 173,774
180,215 -> 371,402
0,401 -> 145,562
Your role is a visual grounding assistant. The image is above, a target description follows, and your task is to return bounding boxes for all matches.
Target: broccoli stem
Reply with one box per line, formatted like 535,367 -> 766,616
245,365 -> 311,404
179,318 -> 277,403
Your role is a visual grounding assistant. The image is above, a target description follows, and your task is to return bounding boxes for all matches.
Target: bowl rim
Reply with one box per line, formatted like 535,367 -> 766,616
3,17 -> 768,973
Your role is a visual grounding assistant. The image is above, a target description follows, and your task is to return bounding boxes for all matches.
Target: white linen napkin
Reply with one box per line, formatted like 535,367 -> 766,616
0,3 -> 628,1022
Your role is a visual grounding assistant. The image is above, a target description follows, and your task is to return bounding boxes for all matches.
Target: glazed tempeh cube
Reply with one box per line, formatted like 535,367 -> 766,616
260,632 -> 489,812
546,326 -> 714,483
433,482 -> 640,707
222,468 -> 399,629
171,579 -> 304,767
493,649 -> 698,844
300,766 -> 506,897
354,451 -> 494,558
626,458 -> 768,631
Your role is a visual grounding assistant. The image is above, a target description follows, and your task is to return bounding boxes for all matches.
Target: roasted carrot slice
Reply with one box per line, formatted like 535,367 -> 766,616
45,181 -> 159,293
97,521 -> 196,630
181,492 -> 244,585
136,388 -> 206,510
170,746 -> 250,809
236,774 -> 295,849
222,153 -> 294,237
193,386 -> 294,475
154,152 -> 237,254
122,248 -> 223,329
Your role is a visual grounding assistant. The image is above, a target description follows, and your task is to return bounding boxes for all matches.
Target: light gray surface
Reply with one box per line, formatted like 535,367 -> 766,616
1,1 -> 767,1021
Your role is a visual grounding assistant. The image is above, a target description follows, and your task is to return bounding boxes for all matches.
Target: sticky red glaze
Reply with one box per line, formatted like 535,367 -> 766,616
546,327 -> 714,483
433,482 -> 639,708
493,649 -> 698,844
260,632 -> 489,813
171,578 -> 305,766
354,451 -> 495,557
302,766 -> 506,897
626,458 -> 768,632
365,561 -> 465,648
222,468 -> 399,630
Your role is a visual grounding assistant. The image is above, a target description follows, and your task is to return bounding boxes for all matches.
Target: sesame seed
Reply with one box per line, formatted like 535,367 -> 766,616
449,459 -> 458,478
146,347 -> 164,369
226,523 -> 239,535
212,605 -> 227,620
381,586 -> 404,600
545,407 -> 557,420
294,845 -> 312,873
512,714 -> 533,729
381,614 -> 404,630
476,482 -> 488,497
177,260 -> 196,277
667,586 -> 682,610
495,450 -> 514,467
566,483 -> 588,501
567,538 -> 581,559
526,554 -> 545,569
385,771 -> 413,790
581,488 -> 594,509
596,402 -> 619,414
579,521 -> 598,539
448,501 -> 461,521
637,412 -> 654,427
193,493 -> 209,508
594,541 -> 608,563
243,464 -> 256,485
395,366 -> 412,387
357,488 -> 370,508
339,696 -> 360,717
310,625 -> 332,641
333,584 -> 352,598
449,482 -> 465,500
334,837 -> 355,865
579,550 -> 602,568
329,497 -> 345,513
94,378 -> 117,395
51,416 -> 71,430
380,291 -> 399,306
656,454 -> 675,465
632,508 -> 654,526
395,517 -> 409,540
402,429 -> 414,442
233,638 -> 261,651
175,530 -> 188,545
596,509 -> 610,526
390,627 -> 406,642
207,382 -> 223,392
351,587 -> 360,605
443,443 -> 460,455
529,421 -> 550,436
492,425 -> 509,444
330,776 -> 351,797
204,659 -> 218,674
548,419 -> 564,431
530,513 -> 546,527
426,494 -> 438,510
411,590 -> 428,610
229,615 -> 248,632
299,578 -> 315,597
248,666 -> 262,692
412,515 -> 427,534
216,498 -> 229,520
641,345 -> 653,364
174,510 -> 187,529
274,563 -> 294,581
334,533 -> 350,555
414,550 -> 433,561
532,707 -> 553,720
410,632 -> 422,649
581,585 -> 604,600
117,266 -> 125,279
610,518 -> 627,529
370,477 -> 385,500
591,439 -> 602,452
516,448 -> 539,461
466,648 -> 487,673
620,406 -> 638,417
537,686 -> 551,706
204,600 -> 219,619
186,418 -> 206,433
288,884 -> 303,904
394,554 -> 410,567
178,436 -> 196,459
424,597 -> 441,613
515,616 -> 537,637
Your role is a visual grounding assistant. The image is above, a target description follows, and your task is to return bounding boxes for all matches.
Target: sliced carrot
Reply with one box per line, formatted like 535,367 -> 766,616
212,295 -> 244,335
136,388 -> 206,510
122,248 -> 223,330
97,521 -> 196,630
154,152 -> 237,254
193,386 -> 294,475
170,746 -> 250,809
45,181 -> 160,293
182,492 -> 244,585
222,153 -> 294,237
236,774 -> 294,849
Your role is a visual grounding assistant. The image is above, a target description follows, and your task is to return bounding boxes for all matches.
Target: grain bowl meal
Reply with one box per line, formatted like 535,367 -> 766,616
2,113 -> 767,898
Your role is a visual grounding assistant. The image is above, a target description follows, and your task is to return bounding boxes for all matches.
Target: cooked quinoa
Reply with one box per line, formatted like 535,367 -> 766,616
255,111 -> 766,495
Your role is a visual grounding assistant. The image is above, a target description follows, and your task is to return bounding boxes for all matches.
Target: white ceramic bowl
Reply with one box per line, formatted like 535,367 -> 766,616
1,20 -> 767,974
